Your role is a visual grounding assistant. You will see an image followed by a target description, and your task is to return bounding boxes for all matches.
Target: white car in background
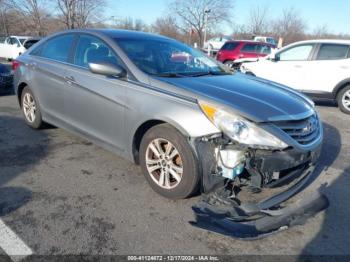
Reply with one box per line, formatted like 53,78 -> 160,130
0,36 -> 41,60
241,39 -> 350,114
253,36 -> 277,47
204,36 -> 233,51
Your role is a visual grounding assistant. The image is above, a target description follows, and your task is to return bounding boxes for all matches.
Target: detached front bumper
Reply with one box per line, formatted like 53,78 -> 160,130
191,140 -> 328,239
191,190 -> 328,239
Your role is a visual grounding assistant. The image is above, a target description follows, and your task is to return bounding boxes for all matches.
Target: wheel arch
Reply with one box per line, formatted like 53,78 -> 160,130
333,78 -> 350,99
223,59 -> 232,63
17,82 -> 28,106
132,119 -> 191,164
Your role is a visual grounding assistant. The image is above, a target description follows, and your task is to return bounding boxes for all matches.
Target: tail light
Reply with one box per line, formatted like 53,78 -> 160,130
12,60 -> 20,71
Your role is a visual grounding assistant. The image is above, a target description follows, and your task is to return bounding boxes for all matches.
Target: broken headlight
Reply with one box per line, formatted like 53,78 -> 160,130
199,102 -> 288,150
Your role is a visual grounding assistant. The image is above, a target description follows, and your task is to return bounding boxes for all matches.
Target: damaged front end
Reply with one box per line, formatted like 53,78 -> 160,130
190,121 -> 328,239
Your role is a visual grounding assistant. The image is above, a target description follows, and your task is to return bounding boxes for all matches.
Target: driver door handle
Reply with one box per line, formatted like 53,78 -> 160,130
65,76 -> 77,85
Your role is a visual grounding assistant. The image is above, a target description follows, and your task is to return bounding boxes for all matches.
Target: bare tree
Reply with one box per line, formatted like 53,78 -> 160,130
116,17 -> 133,30
134,19 -> 149,31
56,0 -> 75,29
56,0 -> 105,29
169,0 -> 234,46
74,0 -> 105,28
152,16 -> 184,41
313,24 -> 330,38
0,0 -> 11,35
231,23 -> 252,40
247,5 -> 269,35
271,7 -> 307,45
8,0 -> 49,36
115,17 -> 149,31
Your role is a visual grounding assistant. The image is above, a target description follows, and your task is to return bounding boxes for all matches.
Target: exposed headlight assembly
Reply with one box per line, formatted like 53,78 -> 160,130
199,102 -> 288,150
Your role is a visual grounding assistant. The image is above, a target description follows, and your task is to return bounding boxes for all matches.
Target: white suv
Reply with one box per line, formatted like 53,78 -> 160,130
241,40 -> 350,114
0,36 -> 40,60
204,36 -> 233,51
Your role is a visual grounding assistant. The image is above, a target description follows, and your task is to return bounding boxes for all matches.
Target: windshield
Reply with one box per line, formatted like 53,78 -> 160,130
115,38 -> 231,77
267,38 -> 277,46
19,38 -> 27,45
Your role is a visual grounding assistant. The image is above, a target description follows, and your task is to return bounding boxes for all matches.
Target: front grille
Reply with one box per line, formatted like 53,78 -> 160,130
274,114 -> 320,145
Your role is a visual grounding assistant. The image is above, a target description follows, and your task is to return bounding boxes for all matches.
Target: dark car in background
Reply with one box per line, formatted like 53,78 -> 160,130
0,62 -> 13,90
217,40 -> 275,68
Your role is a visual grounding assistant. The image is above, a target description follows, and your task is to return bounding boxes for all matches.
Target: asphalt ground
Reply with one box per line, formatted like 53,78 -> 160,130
0,64 -> 349,260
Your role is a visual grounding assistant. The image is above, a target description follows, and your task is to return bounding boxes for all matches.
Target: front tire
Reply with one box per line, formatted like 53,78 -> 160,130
139,124 -> 199,199
21,87 -> 44,129
337,86 -> 350,114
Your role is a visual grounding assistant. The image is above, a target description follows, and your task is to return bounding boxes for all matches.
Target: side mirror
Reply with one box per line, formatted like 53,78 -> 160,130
89,62 -> 127,78
269,53 -> 280,62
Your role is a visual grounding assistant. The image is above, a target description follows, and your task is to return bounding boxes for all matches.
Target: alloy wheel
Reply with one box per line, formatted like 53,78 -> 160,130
145,138 -> 183,189
22,93 -> 36,123
342,90 -> 350,110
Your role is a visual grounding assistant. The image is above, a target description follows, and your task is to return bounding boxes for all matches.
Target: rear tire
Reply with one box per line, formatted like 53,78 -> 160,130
21,87 -> 44,129
337,85 -> 350,114
139,124 -> 199,199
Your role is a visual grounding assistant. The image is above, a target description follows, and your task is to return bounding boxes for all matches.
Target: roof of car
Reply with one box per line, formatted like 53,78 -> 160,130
288,39 -> 350,45
10,36 -> 31,39
226,40 -> 275,46
66,29 -> 173,41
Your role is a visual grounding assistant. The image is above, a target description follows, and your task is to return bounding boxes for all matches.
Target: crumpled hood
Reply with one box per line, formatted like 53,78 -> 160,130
158,73 -> 314,122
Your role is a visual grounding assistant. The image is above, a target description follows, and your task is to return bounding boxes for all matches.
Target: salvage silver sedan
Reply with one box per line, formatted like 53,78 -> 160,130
14,29 -> 328,238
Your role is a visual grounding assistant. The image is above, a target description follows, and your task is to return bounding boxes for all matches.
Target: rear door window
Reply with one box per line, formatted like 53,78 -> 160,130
40,34 -> 74,63
221,42 -> 239,51
259,45 -> 272,54
316,44 -> 350,60
241,43 -> 260,53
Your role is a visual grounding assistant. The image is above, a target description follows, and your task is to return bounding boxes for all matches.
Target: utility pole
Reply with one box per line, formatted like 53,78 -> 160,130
203,8 -> 211,48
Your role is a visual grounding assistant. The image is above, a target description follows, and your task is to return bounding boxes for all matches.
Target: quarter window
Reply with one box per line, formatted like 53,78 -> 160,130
278,45 -> 314,61
40,34 -> 74,62
316,44 -> 349,60
74,34 -> 121,69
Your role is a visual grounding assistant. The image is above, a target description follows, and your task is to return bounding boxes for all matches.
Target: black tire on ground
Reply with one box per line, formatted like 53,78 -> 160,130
139,124 -> 200,199
337,85 -> 350,114
21,86 -> 45,129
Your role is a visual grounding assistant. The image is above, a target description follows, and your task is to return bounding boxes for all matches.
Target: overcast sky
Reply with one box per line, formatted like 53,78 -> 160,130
105,0 -> 350,35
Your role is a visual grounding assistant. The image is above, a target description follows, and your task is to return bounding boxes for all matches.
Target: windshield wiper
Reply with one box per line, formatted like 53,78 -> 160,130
191,71 -> 231,77
155,72 -> 187,78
